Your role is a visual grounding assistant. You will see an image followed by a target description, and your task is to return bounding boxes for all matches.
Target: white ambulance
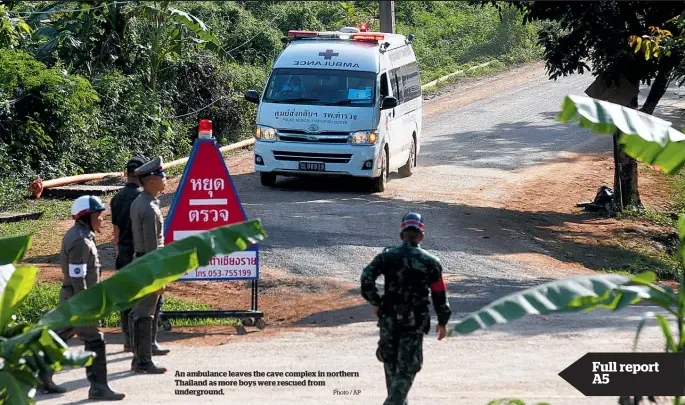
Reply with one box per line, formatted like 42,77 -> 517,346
244,26 -> 422,192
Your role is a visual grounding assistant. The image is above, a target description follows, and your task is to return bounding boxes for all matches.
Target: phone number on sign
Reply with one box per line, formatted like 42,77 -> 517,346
195,269 -> 254,278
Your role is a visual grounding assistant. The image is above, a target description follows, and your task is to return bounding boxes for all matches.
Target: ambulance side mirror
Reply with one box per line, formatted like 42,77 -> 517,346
245,90 -> 260,105
380,96 -> 397,110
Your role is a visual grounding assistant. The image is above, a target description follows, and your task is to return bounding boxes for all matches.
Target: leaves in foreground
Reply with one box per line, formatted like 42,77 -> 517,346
0,220 -> 266,405
448,272 -> 676,335
557,94 -> 685,174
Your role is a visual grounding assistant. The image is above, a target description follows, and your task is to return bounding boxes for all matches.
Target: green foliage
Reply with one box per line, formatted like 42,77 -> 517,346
0,5 -> 31,50
0,219 -> 267,404
491,1 -> 685,85
399,2 -> 540,82
0,49 -> 100,176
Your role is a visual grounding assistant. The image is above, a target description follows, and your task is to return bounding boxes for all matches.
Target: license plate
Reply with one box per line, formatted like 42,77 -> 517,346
299,162 -> 325,171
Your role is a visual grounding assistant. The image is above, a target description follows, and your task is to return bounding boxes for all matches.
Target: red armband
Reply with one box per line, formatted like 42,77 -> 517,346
430,277 -> 446,293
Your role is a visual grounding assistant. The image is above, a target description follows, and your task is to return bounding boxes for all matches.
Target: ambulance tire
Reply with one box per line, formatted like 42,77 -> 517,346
399,135 -> 416,178
370,148 -> 387,193
260,172 -> 276,187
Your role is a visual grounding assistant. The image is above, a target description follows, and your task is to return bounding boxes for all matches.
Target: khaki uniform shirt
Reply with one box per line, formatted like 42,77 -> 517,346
60,222 -> 100,291
130,190 -> 164,254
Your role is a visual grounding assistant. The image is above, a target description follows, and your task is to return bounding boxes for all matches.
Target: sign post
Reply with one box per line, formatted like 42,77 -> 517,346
159,119 -> 264,335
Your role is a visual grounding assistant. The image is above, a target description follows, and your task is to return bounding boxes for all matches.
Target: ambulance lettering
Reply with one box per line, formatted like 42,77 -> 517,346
293,61 -> 360,68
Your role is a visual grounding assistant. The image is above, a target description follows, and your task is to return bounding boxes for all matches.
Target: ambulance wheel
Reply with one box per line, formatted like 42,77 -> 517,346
370,149 -> 387,193
399,135 -> 416,178
241,318 -> 255,327
260,172 -> 276,187
255,319 -> 266,330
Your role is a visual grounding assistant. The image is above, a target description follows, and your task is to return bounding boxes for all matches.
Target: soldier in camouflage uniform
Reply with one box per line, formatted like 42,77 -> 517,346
361,212 -> 451,405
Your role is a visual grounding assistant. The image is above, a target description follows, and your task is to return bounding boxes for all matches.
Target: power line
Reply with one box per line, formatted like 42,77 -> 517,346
172,96 -> 228,119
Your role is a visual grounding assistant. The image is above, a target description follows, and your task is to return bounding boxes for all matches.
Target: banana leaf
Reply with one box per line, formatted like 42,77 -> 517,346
0,235 -> 32,265
0,368 -> 38,405
0,265 -> 39,334
557,94 -> 685,174
0,329 -> 90,405
37,219 -> 266,330
448,272 -> 674,335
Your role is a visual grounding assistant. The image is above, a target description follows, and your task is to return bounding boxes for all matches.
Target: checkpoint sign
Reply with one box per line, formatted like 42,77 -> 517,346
164,138 -> 258,281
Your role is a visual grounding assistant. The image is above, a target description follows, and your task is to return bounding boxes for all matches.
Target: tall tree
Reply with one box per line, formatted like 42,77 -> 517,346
481,1 -> 685,210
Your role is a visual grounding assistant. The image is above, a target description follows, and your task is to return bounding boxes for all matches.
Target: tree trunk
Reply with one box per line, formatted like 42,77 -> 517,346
614,62 -> 673,211
615,138 -> 642,209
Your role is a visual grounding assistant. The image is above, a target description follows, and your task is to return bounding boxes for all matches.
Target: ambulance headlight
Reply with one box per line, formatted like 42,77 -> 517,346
348,131 -> 377,145
255,125 -> 278,142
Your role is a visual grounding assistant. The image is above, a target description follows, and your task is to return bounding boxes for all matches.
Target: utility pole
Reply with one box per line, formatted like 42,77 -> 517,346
379,0 -> 395,34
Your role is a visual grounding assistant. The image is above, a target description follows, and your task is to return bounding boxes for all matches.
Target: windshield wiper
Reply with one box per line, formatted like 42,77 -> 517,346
329,99 -> 370,105
269,98 -> 321,104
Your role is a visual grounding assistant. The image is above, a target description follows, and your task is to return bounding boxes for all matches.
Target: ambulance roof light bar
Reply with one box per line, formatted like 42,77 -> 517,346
287,30 -> 386,42
287,30 -> 318,38
351,33 -> 385,41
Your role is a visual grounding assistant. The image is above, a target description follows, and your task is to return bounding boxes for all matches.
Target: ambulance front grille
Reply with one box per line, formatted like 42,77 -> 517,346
272,151 -> 353,164
277,130 -> 350,144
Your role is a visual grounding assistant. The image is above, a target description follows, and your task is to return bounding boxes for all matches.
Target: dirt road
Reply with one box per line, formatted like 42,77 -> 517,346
36,62 -> 679,404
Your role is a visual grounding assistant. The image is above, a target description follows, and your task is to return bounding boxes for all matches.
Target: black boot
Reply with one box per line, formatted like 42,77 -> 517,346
85,340 -> 125,400
151,315 -> 170,356
131,317 -> 167,374
38,369 -> 67,394
120,309 -> 131,352
57,327 -> 76,343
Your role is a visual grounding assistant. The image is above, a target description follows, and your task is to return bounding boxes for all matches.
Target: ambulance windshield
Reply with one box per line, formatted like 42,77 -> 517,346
263,68 -> 376,106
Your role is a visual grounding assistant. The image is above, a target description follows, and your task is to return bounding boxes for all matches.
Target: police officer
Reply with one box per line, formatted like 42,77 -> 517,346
111,156 -> 145,352
360,212 -> 451,405
53,195 -> 125,400
128,156 -> 168,374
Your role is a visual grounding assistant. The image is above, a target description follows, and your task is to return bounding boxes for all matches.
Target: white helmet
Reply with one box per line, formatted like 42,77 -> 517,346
71,195 -> 107,220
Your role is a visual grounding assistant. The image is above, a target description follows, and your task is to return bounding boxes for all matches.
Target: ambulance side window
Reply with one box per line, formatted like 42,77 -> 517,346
388,69 -> 400,103
401,62 -> 421,101
380,73 -> 389,99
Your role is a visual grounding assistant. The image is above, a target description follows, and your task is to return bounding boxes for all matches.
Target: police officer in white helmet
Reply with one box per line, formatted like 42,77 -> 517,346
41,195 -> 125,400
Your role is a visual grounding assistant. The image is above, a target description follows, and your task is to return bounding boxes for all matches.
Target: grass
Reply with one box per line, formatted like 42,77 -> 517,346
0,198 -> 72,239
422,58 -> 510,95
17,282 -> 242,327
421,56 -> 536,95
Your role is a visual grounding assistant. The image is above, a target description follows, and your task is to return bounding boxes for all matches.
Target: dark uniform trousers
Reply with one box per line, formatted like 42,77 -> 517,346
128,251 -> 164,353
376,315 -> 424,405
129,252 -> 162,321
115,247 -> 134,347
59,284 -> 104,343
